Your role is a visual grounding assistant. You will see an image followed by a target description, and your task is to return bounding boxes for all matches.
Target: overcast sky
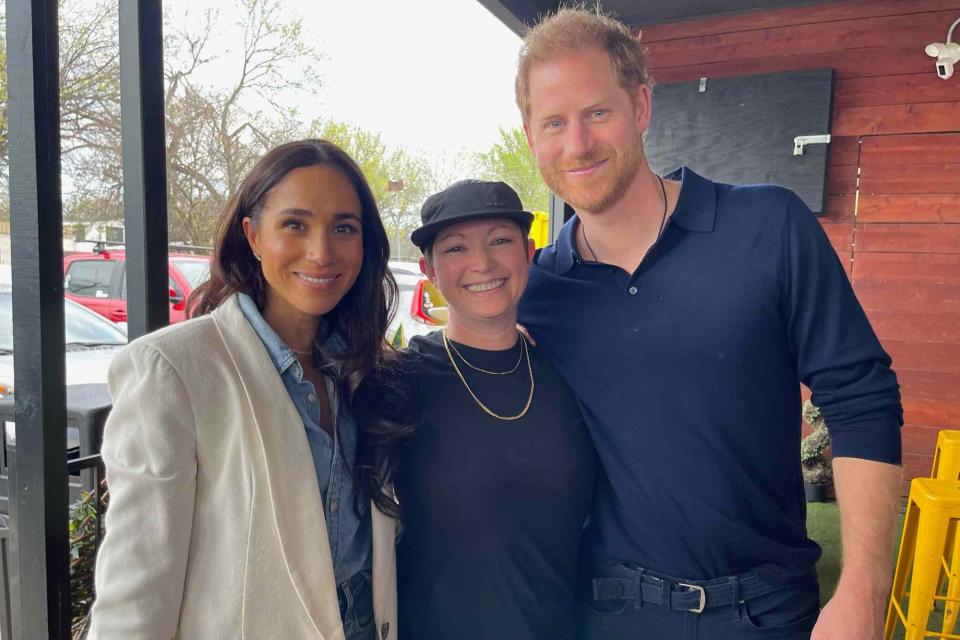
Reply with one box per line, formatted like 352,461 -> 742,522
304,1 -> 524,156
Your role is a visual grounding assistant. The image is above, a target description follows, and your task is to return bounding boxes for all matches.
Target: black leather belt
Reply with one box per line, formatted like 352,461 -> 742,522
592,569 -> 780,614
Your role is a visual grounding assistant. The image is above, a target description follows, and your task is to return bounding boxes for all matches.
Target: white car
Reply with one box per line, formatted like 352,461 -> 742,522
0,291 -> 128,399
388,261 -> 423,287
388,264 -> 438,346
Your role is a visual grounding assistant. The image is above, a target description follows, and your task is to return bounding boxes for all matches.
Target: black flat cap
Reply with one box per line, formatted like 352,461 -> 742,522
410,180 -> 533,251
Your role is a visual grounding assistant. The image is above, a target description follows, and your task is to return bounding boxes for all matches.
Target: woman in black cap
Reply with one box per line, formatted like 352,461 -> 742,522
356,180 -> 596,639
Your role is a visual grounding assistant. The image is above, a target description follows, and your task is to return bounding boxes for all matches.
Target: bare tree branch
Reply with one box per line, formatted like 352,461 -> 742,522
0,0 -> 324,237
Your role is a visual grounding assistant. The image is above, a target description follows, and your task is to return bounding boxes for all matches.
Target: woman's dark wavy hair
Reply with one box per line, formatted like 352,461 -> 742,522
187,139 -> 411,517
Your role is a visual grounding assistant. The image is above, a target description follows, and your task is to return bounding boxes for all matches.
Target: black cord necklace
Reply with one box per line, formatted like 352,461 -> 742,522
581,173 -> 668,264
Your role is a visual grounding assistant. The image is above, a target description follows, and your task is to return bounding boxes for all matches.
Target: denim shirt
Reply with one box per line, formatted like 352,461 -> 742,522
238,294 -> 372,586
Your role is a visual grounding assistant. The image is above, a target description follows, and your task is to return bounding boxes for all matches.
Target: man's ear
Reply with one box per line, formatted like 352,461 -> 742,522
523,122 -> 536,154
632,84 -> 653,134
526,238 -> 536,265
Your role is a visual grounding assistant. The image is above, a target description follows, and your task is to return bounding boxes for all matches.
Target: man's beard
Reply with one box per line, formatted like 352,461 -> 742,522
539,138 -> 644,214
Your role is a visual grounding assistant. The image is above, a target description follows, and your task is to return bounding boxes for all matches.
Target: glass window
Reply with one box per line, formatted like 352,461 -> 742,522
120,271 -> 185,300
171,259 -> 210,291
105,226 -> 124,243
0,294 -> 126,351
64,299 -> 127,346
65,260 -> 115,298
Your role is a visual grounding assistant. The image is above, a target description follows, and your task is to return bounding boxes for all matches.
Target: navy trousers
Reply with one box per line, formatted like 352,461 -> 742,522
579,560 -> 820,639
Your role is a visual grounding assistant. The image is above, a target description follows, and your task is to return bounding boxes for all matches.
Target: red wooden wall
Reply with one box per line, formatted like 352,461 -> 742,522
639,0 -> 960,489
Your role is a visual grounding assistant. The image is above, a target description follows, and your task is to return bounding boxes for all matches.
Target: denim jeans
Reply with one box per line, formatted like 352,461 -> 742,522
340,570 -> 376,640
579,560 -> 820,639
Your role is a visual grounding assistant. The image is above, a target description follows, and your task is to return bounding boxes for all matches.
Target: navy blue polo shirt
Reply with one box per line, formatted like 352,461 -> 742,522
518,167 -> 902,583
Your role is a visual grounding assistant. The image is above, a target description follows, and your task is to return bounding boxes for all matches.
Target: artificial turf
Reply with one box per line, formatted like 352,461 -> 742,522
807,501 -> 842,605
808,499 -> 947,638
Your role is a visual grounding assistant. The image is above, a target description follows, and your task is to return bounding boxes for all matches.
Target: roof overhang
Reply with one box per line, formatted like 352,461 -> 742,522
477,0 -> 845,34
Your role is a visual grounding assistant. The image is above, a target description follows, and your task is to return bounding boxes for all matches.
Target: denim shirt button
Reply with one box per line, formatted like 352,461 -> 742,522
308,392 -> 317,403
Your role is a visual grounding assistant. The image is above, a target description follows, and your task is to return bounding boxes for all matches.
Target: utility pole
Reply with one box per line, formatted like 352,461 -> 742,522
387,178 -> 404,260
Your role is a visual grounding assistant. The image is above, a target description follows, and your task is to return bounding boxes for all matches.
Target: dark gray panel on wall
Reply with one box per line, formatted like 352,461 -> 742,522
645,68 -> 834,214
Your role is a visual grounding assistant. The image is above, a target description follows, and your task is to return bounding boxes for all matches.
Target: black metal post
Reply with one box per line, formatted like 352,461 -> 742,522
120,0 -> 169,340
5,0 -> 70,637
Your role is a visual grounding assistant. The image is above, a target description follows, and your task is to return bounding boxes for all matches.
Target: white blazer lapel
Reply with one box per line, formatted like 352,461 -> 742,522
212,295 -> 342,635
371,503 -> 398,640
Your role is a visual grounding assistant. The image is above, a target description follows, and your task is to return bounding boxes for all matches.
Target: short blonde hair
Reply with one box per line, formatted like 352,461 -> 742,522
515,6 -> 653,122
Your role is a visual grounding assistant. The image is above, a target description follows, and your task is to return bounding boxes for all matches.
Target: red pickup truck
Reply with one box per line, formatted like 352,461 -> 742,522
64,249 -> 210,325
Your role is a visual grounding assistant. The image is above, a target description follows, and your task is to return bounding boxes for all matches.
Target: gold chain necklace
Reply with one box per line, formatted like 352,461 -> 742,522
446,333 -> 524,375
288,341 -> 320,356
442,331 -> 535,421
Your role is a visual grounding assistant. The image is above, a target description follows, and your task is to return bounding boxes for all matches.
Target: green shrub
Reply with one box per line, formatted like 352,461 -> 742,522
801,400 -> 832,486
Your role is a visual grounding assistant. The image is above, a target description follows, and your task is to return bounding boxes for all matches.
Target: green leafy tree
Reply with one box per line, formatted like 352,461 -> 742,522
425,147 -> 479,193
314,119 -> 431,260
475,127 -> 550,213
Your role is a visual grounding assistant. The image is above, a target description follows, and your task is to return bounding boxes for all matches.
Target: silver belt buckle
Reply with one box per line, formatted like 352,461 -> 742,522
678,583 -> 706,614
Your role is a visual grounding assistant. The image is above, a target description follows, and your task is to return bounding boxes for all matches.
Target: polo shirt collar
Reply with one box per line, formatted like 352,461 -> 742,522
664,166 -> 717,234
553,165 -> 717,274
554,214 -> 581,274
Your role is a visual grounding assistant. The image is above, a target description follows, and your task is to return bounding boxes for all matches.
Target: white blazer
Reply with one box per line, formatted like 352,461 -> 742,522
88,294 -> 398,640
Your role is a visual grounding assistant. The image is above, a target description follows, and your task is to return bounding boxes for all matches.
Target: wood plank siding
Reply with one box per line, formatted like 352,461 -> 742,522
639,0 -> 960,490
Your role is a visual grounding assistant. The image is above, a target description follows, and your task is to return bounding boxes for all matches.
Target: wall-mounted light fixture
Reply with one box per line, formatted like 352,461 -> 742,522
925,16 -> 960,80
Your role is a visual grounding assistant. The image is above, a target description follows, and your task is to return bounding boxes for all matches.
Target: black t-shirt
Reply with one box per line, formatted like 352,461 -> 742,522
395,331 -> 596,640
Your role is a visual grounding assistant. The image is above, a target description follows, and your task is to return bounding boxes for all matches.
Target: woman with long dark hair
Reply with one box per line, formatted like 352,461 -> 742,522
89,140 -> 400,640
